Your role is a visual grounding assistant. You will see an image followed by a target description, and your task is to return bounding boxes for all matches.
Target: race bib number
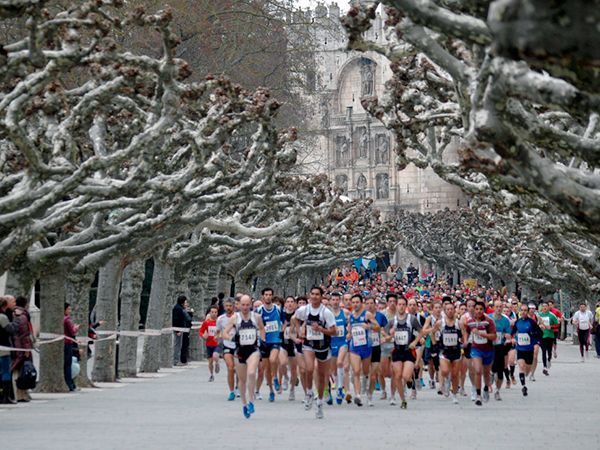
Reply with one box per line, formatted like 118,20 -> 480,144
542,317 -> 550,327
394,330 -> 409,346
207,326 -> 216,337
336,325 -> 345,338
579,319 -> 589,329
239,328 -> 256,346
306,326 -> 324,341
265,321 -> 279,333
283,327 -> 291,340
495,333 -> 503,345
352,326 -> 367,346
371,332 -> 381,346
442,332 -> 458,347
517,333 -> 531,346
472,332 -> 487,344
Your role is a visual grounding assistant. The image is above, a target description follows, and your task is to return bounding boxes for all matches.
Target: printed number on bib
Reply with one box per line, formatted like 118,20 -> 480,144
336,325 -> 345,337
352,326 -> 367,346
265,321 -> 279,333
306,326 -> 324,341
442,332 -> 458,347
239,328 -> 257,346
371,332 -> 381,346
208,326 -> 217,337
472,332 -> 488,344
517,333 -> 531,346
394,330 -> 409,346
542,317 -> 550,327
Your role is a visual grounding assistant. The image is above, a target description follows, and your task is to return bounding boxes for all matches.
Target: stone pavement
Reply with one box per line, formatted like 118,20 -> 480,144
1,342 -> 598,450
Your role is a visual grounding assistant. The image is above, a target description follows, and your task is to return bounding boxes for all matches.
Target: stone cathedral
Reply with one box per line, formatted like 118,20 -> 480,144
304,2 -> 466,217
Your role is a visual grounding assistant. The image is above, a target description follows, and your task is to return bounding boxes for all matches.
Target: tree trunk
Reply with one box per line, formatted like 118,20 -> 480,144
37,266 -> 69,393
66,271 -> 95,388
140,258 -> 172,373
3,269 -> 34,298
452,269 -> 460,287
187,268 -> 204,361
160,268 -> 176,368
92,257 -> 123,382
118,260 -> 145,378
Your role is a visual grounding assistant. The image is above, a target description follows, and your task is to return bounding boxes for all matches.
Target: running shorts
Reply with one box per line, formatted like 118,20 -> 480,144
371,345 -> 381,363
517,350 -> 534,365
471,347 -> 494,366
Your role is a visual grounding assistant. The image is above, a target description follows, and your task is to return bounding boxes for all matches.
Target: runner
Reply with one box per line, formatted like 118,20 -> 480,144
547,300 -> 563,358
216,299 -> 236,400
512,304 -> 541,397
381,294 -> 397,404
279,296 -> 298,401
328,292 -> 349,405
527,303 -> 542,381
293,296 -> 308,399
572,302 -> 594,362
255,288 -> 282,402
538,301 -> 558,375
292,286 -> 337,419
366,297 -> 388,407
464,300 -> 497,406
390,296 -> 423,409
422,301 -> 443,394
223,294 -> 266,418
489,299 -> 512,401
459,298 -> 476,399
347,294 -> 379,407
435,301 -> 462,404
199,305 -> 220,382
407,298 -> 425,399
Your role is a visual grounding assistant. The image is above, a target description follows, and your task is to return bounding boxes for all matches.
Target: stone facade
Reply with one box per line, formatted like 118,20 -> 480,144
303,2 -> 467,218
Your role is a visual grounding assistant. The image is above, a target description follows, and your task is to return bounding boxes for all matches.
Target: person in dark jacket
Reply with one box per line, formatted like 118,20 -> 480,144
11,296 -> 34,402
180,299 -> 194,365
63,303 -> 80,391
172,295 -> 187,366
0,296 -> 18,404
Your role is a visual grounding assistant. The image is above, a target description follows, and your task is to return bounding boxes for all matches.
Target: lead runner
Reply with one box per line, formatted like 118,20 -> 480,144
292,286 -> 337,419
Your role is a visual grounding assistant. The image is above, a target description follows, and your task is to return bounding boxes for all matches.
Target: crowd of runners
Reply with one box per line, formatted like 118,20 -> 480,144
197,271 -> 595,419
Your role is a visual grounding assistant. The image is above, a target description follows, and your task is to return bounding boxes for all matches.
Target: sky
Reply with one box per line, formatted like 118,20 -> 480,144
296,0 -> 349,10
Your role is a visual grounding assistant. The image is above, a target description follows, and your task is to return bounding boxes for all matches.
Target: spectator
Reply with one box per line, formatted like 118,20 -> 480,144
594,301 -> 600,358
406,262 -> 418,284
172,295 -> 187,366
217,292 -> 226,316
63,303 -> 80,391
0,296 -> 18,404
180,299 -> 194,365
11,295 -> 34,402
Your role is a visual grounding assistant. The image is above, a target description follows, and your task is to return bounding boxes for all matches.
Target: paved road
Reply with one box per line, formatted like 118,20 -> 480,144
1,342 -> 598,450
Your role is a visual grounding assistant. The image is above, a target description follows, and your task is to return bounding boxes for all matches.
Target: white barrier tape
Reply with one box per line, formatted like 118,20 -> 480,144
2,323 -> 207,351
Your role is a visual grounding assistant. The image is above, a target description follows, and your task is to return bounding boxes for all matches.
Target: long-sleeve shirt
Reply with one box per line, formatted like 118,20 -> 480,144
64,315 -> 77,345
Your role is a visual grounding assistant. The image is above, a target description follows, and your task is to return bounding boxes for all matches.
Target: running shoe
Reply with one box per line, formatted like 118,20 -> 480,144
400,400 -> 407,409
452,394 -> 459,405
305,393 -> 314,410
316,402 -> 324,419
248,402 -> 255,415
336,387 -> 344,405
522,386 -> 528,397
274,377 -> 281,392
380,390 -> 387,400
288,390 -> 295,401
494,391 -> 502,401
235,388 -> 240,398
208,375 -> 214,382
429,379 -> 436,389
227,392 -> 235,401
543,369 -> 549,376
389,397 -> 397,406
354,396 -> 363,407
256,391 -> 263,400
282,377 -> 289,391
367,395 -> 374,407
470,388 -> 476,402
326,392 -> 333,406
375,382 -> 381,391
345,392 -> 353,404
243,405 -> 251,419
475,397 -> 482,406
482,389 -> 490,402
215,361 -> 220,374
410,390 -> 417,400
268,391 -> 275,402
548,360 -> 552,369
530,375 -> 536,382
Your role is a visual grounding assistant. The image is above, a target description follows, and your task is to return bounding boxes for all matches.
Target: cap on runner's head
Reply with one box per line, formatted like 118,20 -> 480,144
528,303 -> 536,309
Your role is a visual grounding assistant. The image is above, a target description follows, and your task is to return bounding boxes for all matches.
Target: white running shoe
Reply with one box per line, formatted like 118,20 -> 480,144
283,377 -> 289,392
367,396 -> 374,407
256,392 -> 263,400
289,390 -> 295,401
389,397 -> 397,406
304,393 -> 314,410
315,402 -> 324,419
215,361 -> 220,374
452,394 -> 459,405
470,388 -> 476,402
494,391 -> 501,401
